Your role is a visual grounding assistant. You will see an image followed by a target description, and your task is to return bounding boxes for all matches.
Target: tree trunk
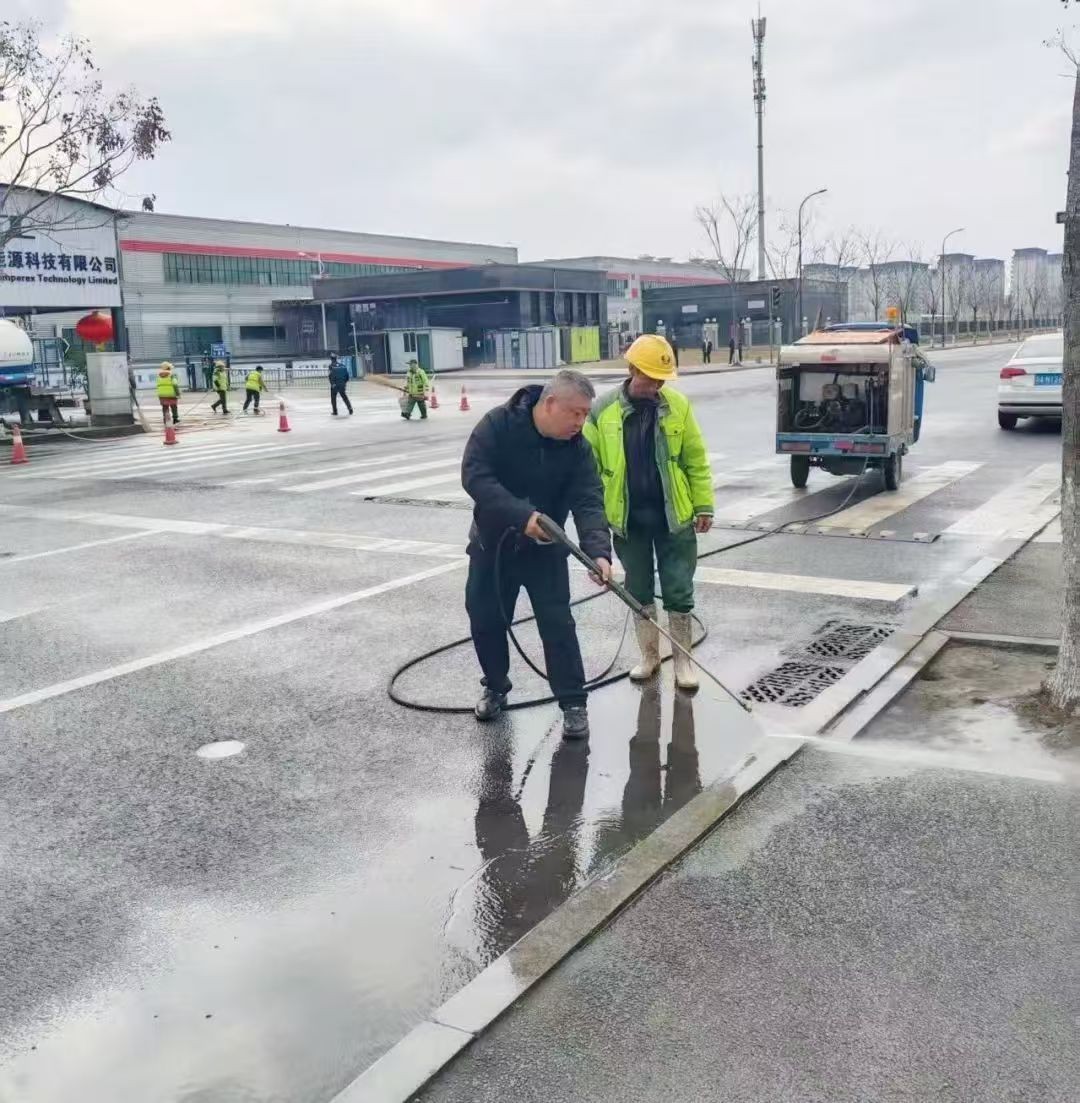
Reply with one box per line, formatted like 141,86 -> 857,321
1049,68 -> 1080,711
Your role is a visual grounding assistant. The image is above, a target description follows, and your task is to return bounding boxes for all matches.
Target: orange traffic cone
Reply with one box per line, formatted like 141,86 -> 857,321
429,385 -> 439,410
10,424 -> 28,465
459,385 -> 470,412
277,401 -> 291,433
163,421 -> 178,446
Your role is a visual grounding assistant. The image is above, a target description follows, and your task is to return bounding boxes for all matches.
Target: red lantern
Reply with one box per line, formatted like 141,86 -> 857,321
74,311 -> 114,348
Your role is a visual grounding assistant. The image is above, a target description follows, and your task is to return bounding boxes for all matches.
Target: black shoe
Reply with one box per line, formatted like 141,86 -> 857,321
475,687 -> 509,721
561,705 -> 589,740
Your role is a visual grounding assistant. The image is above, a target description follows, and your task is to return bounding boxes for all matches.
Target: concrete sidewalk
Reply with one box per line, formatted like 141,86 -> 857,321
416,743 -> 1079,1103
413,528 -> 1079,1103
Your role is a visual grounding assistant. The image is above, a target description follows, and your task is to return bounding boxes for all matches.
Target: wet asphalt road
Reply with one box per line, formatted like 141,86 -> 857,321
0,341 -> 1065,1102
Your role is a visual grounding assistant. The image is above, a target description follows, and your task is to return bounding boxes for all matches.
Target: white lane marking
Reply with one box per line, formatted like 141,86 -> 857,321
0,559 -> 466,716
711,458 -> 783,489
352,472 -> 465,499
945,463 -> 1060,537
0,503 -> 465,558
818,461 -> 981,533
218,448 -> 457,486
219,526 -> 464,558
712,484 -> 821,524
284,456 -> 460,494
1035,517 -> 1062,543
92,443 -> 318,480
9,436 -> 268,476
0,530 -> 156,565
696,566 -> 915,602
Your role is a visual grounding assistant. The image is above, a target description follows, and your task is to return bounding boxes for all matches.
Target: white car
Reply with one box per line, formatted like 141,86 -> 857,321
998,333 -> 1063,430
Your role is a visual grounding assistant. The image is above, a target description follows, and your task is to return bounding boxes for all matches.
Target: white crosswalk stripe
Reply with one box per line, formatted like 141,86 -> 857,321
282,455 -> 460,494
817,461 -> 982,534
350,471 -> 464,499
944,463 -> 1060,538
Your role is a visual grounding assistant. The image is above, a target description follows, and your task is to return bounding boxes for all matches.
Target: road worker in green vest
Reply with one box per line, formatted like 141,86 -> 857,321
583,333 -> 714,691
402,358 -> 430,421
210,360 -> 230,416
155,361 -> 181,425
242,365 -> 266,414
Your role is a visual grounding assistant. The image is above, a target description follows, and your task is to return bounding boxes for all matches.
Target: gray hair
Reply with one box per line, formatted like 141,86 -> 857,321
540,368 -> 595,403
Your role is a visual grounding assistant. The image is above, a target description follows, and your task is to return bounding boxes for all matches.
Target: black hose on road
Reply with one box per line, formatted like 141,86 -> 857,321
387,457 -> 872,715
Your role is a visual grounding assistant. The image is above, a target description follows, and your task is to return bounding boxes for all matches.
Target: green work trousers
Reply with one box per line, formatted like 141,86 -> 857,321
613,524 -> 698,614
402,396 -> 427,420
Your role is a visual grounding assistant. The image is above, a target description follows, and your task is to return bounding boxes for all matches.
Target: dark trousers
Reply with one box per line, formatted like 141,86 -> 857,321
672,347 -> 679,367
211,390 -> 228,414
159,399 -> 179,425
702,344 -> 711,364
402,396 -> 427,420
466,548 -> 587,709
728,340 -> 736,364
331,383 -> 353,414
243,388 -> 261,412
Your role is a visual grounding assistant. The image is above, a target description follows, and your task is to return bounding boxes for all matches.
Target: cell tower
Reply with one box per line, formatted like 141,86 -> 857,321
751,12 -> 767,280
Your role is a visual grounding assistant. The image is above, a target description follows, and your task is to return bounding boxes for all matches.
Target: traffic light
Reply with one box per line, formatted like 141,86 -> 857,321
771,286 -> 781,312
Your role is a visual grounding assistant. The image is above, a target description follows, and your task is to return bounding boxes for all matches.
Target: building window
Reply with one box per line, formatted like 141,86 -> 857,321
163,251 -> 424,287
239,325 -> 285,342
403,331 -> 417,353
168,325 -> 224,356
606,278 -> 629,298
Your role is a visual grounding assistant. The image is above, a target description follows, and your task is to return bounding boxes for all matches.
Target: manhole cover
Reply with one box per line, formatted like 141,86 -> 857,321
741,660 -> 847,707
196,740 -> 245,760
805,619 -> 895,662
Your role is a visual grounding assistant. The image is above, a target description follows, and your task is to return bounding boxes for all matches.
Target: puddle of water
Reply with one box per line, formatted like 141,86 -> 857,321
862,641 -> 1080,766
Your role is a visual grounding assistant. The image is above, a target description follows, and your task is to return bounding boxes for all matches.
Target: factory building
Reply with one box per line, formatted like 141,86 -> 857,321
27,207 -> 516,366
536,255 -> 746,336
289,263 -> 607,372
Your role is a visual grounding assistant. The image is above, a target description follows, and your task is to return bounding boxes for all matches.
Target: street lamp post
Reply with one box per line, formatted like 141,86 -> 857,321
299,251 -> 329,351
797,187 -> 827,335
939,228 -> 963,348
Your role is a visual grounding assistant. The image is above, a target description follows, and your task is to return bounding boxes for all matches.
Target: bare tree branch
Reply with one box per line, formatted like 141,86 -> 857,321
696,193 -> 756,331
0,19 -> 169,251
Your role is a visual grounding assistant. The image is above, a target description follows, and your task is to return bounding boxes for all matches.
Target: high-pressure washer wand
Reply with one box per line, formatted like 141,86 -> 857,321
535,514 -> 753,713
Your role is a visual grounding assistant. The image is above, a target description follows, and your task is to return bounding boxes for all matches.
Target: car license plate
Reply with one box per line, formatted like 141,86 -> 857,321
1035,373 -> 1062,385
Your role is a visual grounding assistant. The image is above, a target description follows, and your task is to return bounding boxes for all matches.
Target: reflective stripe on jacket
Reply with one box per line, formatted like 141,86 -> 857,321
583,384 -> 714,536
245,371 -> 264,391
405,366 -> 428,396
155,371 -> 180,400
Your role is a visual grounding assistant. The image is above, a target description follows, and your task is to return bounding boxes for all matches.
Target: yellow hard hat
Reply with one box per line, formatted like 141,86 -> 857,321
214,360 -> 226,368
625,333 -> 677,380
160,360 -> 174,372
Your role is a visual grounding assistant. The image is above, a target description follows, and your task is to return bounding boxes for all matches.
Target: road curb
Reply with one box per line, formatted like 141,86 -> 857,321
329,735 -> 807,1103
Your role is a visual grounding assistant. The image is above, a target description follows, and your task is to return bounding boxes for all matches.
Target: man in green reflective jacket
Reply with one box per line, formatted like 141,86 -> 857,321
583,333 -> 714,690
402,359 -> 429,420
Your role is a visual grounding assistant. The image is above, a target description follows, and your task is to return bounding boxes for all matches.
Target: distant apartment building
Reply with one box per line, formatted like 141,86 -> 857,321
536,255 -> 749,334
1010,247 -> 1059,322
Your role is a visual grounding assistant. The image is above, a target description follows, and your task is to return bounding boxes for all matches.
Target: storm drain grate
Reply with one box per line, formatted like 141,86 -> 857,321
804,620 -> 896,662
740,661 -> 847,708
741,620 -> 896,708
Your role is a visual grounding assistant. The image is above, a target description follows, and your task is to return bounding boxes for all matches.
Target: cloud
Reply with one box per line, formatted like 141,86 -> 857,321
28,0 -> 1075,263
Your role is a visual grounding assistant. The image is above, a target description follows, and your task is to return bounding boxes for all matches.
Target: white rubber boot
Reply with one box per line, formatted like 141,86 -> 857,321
629,606 -> 661,682
669,611 -> 699,691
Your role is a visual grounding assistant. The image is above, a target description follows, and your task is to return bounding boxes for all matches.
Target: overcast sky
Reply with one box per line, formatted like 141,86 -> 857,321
25,0 -> 1073,265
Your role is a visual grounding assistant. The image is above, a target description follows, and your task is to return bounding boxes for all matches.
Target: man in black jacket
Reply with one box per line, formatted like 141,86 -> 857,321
461,370 -> 612,740
328,354 -> 353,415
